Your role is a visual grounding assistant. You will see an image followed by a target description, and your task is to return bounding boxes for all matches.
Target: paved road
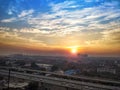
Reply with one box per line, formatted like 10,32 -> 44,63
0,69 -> 120,90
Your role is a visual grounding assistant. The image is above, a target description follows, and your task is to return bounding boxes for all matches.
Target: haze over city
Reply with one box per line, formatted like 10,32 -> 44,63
0,0 -> 120,56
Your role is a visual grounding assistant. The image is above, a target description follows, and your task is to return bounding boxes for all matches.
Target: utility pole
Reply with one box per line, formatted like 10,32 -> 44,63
8,69 -> 10,90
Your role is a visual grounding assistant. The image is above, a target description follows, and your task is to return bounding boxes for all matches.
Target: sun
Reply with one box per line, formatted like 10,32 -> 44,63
71,48 -> 78,54
67,46 -> 79,55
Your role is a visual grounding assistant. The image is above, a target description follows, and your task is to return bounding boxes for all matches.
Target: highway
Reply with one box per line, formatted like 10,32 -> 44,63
0,67 -> 120,90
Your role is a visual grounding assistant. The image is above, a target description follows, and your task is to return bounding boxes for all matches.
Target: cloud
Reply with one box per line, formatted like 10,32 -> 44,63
0,9 -> 34,24
0,27 -> 10,31
8,9 -> 13,15
0,29 -> 47,49
1,18 -> 16,23
86,28 -> 120,47
18,9 -> 34,18
0,0 -> 120,52
102,29 -> 120,43
85,0 -> 93,2
25,0 -> 120,37
50,0 -> 78,12
1,0 -> 119,36
20,28 -> 50,34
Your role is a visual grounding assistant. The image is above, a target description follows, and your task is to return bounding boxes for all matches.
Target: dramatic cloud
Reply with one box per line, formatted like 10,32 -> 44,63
0,0 -> 120,55
26,0 -> 120,36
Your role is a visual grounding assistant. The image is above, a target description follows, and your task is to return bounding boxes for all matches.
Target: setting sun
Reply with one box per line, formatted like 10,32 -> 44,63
71,48 -> 78,54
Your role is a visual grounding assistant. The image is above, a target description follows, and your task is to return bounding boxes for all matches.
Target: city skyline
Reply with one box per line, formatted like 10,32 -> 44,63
0,0 -> 120,56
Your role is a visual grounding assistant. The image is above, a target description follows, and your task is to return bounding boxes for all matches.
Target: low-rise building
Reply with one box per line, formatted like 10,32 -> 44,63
97,68 -> 116,74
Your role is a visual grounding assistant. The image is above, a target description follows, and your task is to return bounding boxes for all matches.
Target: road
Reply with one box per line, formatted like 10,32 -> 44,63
0,67 -> 120,90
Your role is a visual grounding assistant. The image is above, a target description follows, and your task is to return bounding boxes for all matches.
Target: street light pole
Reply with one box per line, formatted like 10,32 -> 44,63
8,69 -> 10,90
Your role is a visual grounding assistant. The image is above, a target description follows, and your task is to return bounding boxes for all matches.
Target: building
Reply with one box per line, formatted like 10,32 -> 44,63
97,68 -> 116,74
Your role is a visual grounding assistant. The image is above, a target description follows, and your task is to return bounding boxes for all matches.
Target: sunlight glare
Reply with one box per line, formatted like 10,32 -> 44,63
71,48 -> 77,54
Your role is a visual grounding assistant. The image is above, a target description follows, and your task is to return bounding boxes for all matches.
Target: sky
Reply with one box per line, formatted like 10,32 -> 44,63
0,0 -> 120,56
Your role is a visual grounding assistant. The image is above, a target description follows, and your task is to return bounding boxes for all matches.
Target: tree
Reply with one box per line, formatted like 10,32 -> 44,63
51,65 -> 59,72
31,62 -> 39,69
26,81 -> 39,90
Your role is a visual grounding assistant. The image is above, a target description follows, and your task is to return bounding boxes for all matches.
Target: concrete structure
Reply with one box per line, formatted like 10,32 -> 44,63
0,66 -> 120,90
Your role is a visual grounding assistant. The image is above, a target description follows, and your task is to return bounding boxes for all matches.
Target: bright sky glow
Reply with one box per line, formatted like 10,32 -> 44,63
71,48 -> 78,54
0,0 -> 120,56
